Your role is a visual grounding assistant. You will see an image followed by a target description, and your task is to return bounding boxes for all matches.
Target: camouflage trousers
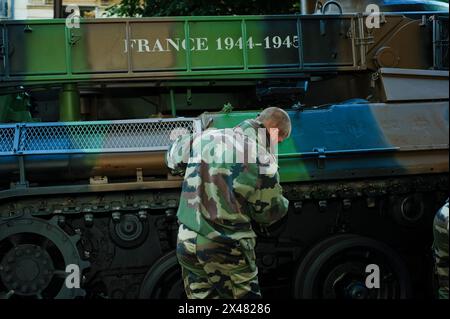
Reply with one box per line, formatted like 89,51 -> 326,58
176,224 -> 261,299
433,201 -> 449,299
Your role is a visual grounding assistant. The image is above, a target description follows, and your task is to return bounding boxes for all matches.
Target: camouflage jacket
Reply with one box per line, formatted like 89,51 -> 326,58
166,119 -> 289,243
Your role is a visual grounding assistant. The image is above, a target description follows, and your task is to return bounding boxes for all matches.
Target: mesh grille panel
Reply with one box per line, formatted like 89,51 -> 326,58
0,119 -> 199,155
0,127 -> 15,153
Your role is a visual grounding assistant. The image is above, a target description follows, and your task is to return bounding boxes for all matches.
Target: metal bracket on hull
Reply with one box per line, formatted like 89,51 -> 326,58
313,147 -> 327,169
136,168 -> 143,182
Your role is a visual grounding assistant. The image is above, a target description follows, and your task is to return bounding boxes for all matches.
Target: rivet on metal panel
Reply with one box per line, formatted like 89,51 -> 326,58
138,211 -> 148,220
111,212 -> 121,223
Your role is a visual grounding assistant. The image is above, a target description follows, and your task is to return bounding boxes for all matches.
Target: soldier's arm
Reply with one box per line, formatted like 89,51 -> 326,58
246,167 -> 289,226
165,133 -> 192,176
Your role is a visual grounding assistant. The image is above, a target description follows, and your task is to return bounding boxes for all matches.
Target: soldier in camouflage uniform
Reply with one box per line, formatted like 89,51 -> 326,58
166,107 -> 291,299
433,199 -> 449,299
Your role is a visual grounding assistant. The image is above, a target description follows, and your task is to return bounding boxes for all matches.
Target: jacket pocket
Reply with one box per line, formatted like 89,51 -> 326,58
237,238 -> 257,272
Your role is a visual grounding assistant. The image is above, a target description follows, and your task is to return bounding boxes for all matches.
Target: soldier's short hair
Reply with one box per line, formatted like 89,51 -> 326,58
256,107 -> 292,139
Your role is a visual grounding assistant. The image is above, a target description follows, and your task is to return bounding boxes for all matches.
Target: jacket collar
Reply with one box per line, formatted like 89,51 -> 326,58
235,119 -> 272,149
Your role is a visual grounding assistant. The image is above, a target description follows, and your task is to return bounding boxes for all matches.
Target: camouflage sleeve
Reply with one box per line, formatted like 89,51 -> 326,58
433,200 -> 449,299
246,162 -> 289,226
165,133 -> 192,176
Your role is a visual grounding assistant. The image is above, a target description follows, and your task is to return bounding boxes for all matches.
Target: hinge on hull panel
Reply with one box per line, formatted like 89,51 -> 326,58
313,147 -> 326,169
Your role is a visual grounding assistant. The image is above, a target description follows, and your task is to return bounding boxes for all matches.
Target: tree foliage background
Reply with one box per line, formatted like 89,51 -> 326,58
106,0 -> 300,17
106,0 -> 449,17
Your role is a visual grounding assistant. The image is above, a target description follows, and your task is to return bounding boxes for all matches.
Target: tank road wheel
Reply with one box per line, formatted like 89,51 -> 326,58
109,213 -> 149,248
293,234 -> 412,299
139,251 -> 185,299
0,214 -> 89,299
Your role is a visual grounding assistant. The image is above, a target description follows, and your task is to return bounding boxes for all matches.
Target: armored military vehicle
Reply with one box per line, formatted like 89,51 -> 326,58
0,0 -> 448,299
